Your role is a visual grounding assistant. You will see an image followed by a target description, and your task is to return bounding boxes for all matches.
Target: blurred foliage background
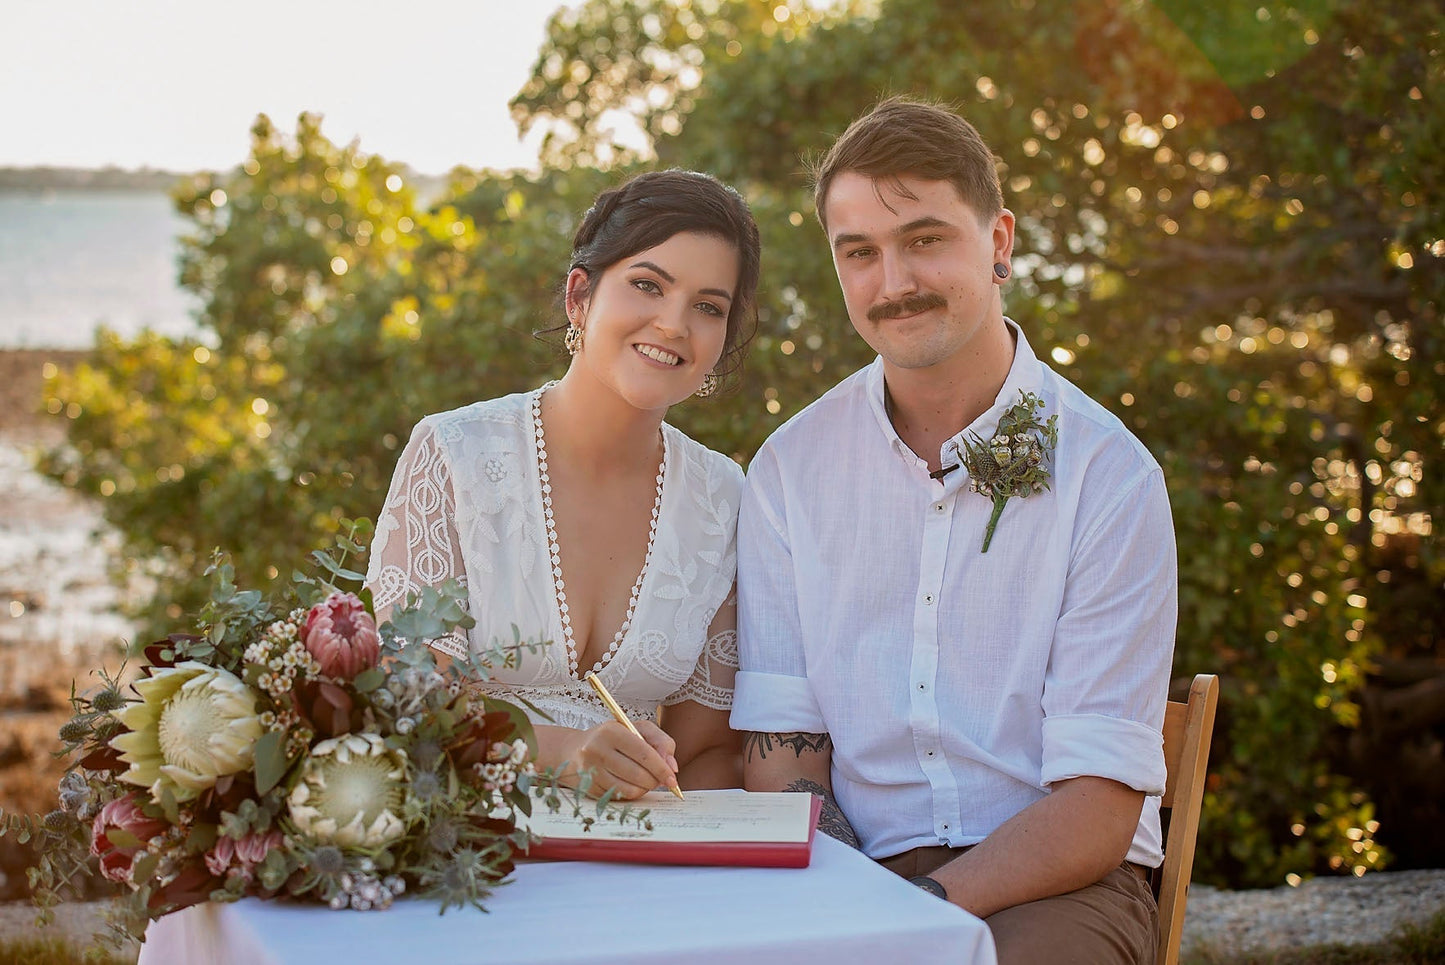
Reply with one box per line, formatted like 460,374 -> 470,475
37,0 -> 1442,888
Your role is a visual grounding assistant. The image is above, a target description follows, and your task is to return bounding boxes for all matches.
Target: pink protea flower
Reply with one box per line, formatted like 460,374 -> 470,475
303,592 -> 381,680
205,829 -> 283,880
204,835 -> 237,878
91,793 -> 168,883
235,829 -> 283,866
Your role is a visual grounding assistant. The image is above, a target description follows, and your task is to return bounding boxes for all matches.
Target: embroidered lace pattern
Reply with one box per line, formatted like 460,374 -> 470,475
663,628 -> 739,710
365,390 -> 742,723
367,426 -> 470,658
532,384 -> 665,679
486,680 -> 656,731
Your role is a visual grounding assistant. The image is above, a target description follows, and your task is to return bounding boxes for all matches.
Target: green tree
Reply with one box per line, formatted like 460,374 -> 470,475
512,0 -> 1442,884
41,116 -> 584,626
43,0 -> 1441,887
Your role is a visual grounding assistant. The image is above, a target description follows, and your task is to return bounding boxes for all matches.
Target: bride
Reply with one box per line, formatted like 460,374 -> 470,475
366,170 -> 760,801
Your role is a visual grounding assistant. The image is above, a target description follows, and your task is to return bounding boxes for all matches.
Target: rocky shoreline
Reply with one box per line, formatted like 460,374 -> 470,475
0,347 -> 135,916
0,348 -> 85,438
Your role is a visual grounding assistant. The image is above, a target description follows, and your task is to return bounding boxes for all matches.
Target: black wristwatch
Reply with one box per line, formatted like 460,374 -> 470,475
909,874 -> 948,900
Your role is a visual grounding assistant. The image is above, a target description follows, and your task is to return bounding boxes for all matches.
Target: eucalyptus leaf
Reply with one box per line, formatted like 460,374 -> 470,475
258,851 -> 291,891
352,668 -> 386,693
131,851 -> 160,884
103,829 -> 144,850
159,786 -> 180,825
253,730 -> 291,796
186,823 -> 219,852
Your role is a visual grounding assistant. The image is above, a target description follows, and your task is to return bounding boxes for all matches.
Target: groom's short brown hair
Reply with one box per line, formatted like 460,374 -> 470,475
810,97 -> 1004,231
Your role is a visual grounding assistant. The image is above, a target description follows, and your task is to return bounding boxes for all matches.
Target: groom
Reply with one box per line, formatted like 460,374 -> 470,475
730,97 -> 1177,964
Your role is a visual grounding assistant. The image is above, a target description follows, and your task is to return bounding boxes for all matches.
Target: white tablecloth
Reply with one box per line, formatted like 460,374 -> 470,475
139,834 -> 997,964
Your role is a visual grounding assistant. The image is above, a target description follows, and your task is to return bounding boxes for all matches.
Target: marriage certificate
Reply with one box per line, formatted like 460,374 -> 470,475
518,789 -> 821,867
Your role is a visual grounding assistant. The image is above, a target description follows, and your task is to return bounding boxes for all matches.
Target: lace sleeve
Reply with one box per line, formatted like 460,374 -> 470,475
663,587 -> 738,711
366,421 -> 470,659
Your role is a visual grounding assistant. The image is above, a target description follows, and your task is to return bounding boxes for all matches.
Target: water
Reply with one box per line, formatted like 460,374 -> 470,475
0,191 -> 175,654
0,191 -> 200,349
0,434 -> 134,662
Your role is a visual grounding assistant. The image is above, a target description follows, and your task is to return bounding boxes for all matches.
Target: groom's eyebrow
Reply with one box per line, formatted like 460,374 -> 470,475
896,216 -> 951,234
832,216 -> 952,250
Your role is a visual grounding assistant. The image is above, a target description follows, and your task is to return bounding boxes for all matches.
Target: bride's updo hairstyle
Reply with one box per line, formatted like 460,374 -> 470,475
564,169 -> 761,382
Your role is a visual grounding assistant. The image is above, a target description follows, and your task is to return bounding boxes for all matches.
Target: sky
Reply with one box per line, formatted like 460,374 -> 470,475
4,0 -> 578,175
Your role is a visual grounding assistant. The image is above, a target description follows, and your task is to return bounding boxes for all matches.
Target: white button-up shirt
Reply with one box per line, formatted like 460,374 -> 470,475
731,322 -> 1176,867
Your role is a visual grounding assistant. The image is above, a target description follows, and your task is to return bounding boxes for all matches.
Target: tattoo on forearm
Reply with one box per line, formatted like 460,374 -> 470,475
744,731 -> 831,762
785,778 -> 861,850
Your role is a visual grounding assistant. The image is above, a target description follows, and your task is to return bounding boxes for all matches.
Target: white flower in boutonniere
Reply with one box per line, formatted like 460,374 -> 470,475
959,390 -> 1059,553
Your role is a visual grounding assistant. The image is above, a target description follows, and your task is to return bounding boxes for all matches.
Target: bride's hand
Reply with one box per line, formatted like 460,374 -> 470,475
564,720 -> 680,801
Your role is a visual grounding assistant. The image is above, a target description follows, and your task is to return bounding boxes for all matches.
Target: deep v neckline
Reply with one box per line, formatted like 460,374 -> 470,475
530,384 -> 667,680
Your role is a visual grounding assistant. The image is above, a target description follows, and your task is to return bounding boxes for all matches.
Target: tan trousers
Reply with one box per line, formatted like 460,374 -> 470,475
879,845 -> 1159,965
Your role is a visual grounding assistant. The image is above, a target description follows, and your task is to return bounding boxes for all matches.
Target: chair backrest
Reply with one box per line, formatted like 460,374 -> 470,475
1155,673 -> 1219,965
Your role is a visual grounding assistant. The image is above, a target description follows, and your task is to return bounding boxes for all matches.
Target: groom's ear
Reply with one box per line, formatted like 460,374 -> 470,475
991,208 -> 1016,266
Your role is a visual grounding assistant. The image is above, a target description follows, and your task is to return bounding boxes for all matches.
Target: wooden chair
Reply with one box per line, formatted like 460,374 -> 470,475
1155,673 -> 1220,965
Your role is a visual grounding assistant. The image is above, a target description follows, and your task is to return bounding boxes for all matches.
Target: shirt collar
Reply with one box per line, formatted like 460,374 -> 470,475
863,358 -> 902,454
863,318 -> 1047,490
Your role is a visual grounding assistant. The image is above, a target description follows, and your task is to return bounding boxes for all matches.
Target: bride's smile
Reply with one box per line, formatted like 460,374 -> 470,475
634,343 -> 683,366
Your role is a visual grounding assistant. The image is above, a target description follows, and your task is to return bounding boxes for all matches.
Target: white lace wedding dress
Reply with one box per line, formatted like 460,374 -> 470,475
365,387 -> 743,727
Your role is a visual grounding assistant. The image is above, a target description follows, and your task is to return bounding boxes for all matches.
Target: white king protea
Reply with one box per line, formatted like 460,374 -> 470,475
110,661 -> 264,802
288,733 -> 406,848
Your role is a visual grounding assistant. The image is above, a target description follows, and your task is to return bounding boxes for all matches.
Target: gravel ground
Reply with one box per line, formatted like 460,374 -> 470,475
0,899 -> 135,957
1180,868 -> 1445,957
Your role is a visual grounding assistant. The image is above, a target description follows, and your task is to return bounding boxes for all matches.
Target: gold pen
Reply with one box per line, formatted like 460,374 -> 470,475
585,671 -> 686,801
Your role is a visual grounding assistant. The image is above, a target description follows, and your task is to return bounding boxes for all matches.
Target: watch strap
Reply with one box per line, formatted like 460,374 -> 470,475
908,874 -> 948,900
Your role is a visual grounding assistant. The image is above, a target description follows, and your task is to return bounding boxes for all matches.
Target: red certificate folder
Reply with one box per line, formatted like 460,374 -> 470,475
519,791 -> 823,869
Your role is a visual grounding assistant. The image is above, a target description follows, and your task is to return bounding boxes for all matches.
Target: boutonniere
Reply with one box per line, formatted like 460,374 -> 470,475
959,390 -> 1058,553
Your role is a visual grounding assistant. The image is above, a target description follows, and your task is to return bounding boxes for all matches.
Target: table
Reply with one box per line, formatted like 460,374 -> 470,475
139,834 -> 997,964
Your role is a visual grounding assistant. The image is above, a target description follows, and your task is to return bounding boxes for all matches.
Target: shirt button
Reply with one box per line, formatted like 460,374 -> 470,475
933,503 -> 946,513
926,750 -> 935,757
942,824 -> 950,831
923,593 -> 935,605
917,683 -> 927,691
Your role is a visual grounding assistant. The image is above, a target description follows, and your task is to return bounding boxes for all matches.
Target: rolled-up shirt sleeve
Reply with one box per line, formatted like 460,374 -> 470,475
730,445 -> 826,734
1041,467 -> 1176,794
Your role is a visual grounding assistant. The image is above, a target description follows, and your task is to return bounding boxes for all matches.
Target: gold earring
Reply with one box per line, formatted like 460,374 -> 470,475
564,325 -> 584,356
694,372 -> 719,398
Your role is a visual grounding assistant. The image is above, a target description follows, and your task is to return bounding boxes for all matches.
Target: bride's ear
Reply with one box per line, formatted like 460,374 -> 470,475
564,268 -> 591,322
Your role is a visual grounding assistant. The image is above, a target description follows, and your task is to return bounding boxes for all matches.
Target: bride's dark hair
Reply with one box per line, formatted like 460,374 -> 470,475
550,169 -> 761,382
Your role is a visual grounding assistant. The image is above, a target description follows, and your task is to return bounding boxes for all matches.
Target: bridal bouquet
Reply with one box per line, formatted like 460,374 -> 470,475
1,521 -> 596,941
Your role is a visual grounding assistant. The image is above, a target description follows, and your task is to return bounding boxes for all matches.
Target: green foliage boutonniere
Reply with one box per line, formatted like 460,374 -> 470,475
960,390 -> 1059,553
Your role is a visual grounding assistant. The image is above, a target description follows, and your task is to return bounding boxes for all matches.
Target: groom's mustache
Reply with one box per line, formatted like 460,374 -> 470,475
867,292 -> 947,322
